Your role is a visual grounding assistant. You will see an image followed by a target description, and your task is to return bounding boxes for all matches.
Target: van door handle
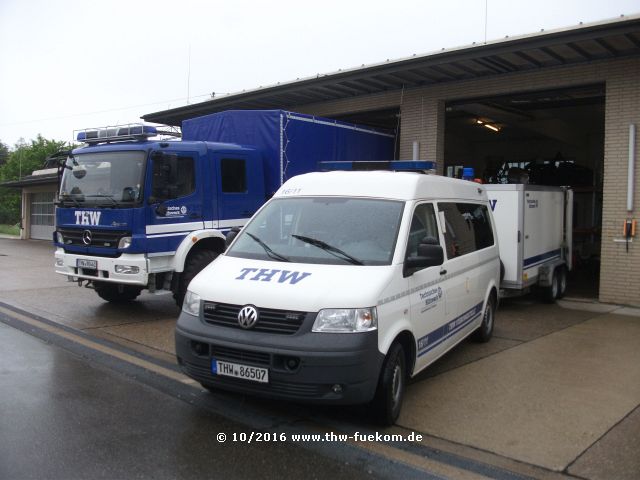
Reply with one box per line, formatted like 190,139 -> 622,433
440,269 -> 447,275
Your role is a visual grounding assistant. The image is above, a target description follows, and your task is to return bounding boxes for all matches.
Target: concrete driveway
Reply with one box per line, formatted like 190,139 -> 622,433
1,238 -> 638,479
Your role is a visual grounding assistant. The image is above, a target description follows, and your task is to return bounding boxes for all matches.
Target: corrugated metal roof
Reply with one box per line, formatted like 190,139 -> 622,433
143,15 -> 640,126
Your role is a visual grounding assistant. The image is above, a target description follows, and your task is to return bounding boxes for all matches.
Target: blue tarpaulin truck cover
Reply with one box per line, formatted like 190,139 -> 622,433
182,110 -> 395,193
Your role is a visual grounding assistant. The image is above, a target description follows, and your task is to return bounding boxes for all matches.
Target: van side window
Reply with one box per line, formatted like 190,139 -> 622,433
406,203 -> 440,258
221,158 -> 247,193
438,203 -> 494,258
152,155 -> 195,201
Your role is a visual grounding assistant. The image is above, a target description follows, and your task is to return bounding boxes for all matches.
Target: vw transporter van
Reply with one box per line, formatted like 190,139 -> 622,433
175,169 -> 500,424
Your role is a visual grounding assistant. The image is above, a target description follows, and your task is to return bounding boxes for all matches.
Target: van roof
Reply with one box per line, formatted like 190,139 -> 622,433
274,171 -> 488,202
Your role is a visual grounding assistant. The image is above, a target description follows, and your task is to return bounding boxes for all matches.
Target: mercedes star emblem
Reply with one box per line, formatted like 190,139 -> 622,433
82,230 -> 92,245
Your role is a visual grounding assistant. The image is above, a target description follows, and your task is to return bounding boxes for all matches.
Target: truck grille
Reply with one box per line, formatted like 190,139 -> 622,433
58,228 -> 129,249
202,302 -> 307,335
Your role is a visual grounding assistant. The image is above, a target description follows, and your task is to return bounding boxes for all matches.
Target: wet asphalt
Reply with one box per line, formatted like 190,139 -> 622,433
0,321 -> 388,480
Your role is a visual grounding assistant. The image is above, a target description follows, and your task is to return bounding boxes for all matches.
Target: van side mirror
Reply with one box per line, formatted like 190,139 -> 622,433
403,241 -> 444,277
225,226 -> 241,249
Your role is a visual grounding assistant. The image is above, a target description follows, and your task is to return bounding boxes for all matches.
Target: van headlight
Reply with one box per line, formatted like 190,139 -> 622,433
312,307 -> 377,333
182,290 -> 201,316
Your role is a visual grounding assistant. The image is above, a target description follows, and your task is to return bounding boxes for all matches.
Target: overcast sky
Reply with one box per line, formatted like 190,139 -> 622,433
1,0 -> 638,147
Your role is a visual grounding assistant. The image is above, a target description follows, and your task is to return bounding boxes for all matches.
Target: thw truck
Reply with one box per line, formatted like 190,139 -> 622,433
54,110 -> 394,305
485,184 -> 573,301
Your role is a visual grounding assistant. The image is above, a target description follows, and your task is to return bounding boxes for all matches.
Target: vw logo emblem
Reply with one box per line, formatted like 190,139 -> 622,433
82,230 -> 92,245
238,305 -> 258,329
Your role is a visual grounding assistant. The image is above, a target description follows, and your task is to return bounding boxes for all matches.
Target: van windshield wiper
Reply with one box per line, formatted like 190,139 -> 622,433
292,234 -> 364,266
245,232 -> 290,262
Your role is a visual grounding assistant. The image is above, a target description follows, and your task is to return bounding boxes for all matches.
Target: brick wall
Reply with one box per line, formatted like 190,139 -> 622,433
294,57 -> 640,306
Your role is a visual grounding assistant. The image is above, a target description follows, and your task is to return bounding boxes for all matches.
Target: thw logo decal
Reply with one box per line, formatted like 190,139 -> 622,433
75,211 -> 101,225
236,268 -> 312,285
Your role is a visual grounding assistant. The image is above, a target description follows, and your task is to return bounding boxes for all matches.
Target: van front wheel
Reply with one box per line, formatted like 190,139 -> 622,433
372,342 -> 406,426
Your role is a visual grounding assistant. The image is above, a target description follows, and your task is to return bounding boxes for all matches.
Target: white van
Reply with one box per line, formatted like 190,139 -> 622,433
175,170 -> 500,424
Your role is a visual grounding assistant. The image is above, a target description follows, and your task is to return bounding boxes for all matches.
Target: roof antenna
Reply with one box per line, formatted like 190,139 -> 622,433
484,0 -> 488,44
187,44 -> 191,105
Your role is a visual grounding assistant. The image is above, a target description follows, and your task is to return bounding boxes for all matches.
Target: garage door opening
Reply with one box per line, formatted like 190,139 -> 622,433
444,84 -> 604,299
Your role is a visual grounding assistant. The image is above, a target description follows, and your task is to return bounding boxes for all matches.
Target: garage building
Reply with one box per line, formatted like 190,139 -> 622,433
142,16 -> 637,307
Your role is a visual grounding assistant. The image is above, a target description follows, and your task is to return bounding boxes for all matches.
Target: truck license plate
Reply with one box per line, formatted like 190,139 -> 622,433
77,259 -> 97,269
212,359 -> 269,383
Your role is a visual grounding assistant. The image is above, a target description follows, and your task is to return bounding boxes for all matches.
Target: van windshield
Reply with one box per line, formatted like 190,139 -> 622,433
226,197 -> 404,266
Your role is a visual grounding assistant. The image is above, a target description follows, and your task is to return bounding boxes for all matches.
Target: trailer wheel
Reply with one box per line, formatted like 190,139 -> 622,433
556,267 -> 568,299
94,282 -> 142,303
542,269 -> 560,303
472,294 -> 495,343
174,249 -> 219,307
371,342 -> 406,426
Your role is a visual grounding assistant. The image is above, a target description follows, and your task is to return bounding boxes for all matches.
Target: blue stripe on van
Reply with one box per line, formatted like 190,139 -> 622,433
523,249 -> 561,269
416,302 -> 483,358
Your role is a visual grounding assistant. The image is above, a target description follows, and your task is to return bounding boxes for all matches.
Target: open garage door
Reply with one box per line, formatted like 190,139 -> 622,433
444,85 -> 604,298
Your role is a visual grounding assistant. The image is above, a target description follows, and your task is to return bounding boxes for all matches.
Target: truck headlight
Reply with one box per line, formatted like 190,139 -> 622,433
56,231 -> 64,244
118,236 -> 132,249
182,290 -> 201,316
312,307 -> 377,333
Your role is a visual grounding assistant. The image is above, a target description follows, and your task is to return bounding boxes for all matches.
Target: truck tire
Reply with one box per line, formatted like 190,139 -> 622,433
174,249 -> 219,307
94,282 -> 142,303
472,294 -> 495,343
372,342 -> 406,426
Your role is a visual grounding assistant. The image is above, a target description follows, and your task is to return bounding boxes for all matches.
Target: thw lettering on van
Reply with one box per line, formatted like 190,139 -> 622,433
235,268 -> 312,285
489,199 -> 497,211
75,211 -> 101,225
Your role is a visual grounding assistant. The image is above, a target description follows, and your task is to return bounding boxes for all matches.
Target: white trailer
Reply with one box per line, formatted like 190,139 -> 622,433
485,184 -> 573,302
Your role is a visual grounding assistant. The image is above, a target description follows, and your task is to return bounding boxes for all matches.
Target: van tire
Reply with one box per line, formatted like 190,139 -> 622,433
94,282 -> 142,303
174,250 -> 219,307
472,294 -> 495,343
372,342 -> 406,426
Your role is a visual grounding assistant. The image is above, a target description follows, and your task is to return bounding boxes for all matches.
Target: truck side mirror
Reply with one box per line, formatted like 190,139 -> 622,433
155,204 -> 168,216
225,227 -> 241,249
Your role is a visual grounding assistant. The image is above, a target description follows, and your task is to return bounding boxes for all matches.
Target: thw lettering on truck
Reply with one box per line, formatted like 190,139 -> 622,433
235,268 -> 312,285
75,211 -> 101,225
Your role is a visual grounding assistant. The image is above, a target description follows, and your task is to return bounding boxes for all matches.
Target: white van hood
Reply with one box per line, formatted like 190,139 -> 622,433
189,255 -> 396,311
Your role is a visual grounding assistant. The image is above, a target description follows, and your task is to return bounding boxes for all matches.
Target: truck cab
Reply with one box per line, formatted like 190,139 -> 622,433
54,125 -> 265,305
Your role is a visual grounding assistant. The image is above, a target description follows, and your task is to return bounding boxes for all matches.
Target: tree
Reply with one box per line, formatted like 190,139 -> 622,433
0,141 -> 8,167
0,136 -> 70,225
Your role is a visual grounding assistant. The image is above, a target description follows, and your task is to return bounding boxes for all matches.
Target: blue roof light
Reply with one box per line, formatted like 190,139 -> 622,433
76,124 -> 158,144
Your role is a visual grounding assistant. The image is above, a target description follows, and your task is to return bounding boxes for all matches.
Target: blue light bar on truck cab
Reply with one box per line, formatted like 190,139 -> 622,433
319,160 -> 436,172
76,124 -> 158,144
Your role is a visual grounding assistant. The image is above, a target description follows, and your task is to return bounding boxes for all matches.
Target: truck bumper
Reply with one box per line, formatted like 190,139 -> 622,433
54,248 -> 149,286
175,311 -> 385,405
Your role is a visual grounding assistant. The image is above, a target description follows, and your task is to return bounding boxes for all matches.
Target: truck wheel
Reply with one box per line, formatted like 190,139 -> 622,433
94,282 -> 142,303
174,250 -> 219,307
541,269 -> 560,303
372,342 -> 406,426
556,267 -> 568,299
472,294 -> 495,343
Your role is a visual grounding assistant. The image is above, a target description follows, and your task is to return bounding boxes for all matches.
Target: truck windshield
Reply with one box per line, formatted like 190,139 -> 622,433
59,151 -> 146,207
226,197 -> 404,266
